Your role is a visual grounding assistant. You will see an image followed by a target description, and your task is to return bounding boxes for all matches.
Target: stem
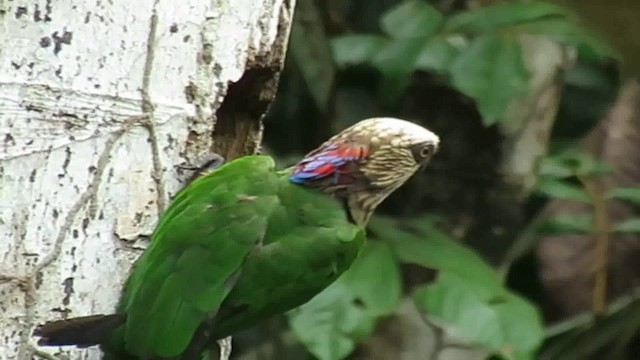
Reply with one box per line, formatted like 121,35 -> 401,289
545,287 -> 640,338
498,212 -> 547,281
578,175 -> 610,317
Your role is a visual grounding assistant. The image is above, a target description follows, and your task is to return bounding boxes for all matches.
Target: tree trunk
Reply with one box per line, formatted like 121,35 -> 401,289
0,0 -> 296,359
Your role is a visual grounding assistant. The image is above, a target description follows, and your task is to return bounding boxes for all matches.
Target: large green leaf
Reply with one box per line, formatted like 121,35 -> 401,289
287,241 -> 401,360
369,217 -> 500,291
330,35 -> 389,68
369,216 -> 544,360
371,37 -> 426,103
287,280 -> 372,360
415,37 -> 460,73
343,241 -> 402,315
380,0 -> 444,39
449,34 -> 529,124
444,1 -> 568,34
414,273 -> 544,360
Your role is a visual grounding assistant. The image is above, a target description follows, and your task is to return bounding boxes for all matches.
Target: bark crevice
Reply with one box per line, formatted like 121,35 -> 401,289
212,0 -> 294,161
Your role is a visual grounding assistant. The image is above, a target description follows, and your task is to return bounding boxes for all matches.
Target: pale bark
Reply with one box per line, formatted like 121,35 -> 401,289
499,35 -> 575,196
0,0 -> 295,359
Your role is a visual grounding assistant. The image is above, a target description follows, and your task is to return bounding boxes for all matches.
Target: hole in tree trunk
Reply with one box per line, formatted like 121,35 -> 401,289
214,66 -> 281,160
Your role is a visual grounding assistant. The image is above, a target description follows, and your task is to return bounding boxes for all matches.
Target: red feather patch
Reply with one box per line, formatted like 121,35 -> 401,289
289,143 -> 369,184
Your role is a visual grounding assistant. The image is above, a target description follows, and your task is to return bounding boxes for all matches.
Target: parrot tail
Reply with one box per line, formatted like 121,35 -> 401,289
33,314 -> 126,348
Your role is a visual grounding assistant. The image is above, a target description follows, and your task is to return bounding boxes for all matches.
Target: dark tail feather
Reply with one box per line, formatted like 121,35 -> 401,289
33,314 -> 127,348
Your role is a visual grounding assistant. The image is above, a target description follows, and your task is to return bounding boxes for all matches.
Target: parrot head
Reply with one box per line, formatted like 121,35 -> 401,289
290,117 -> 440,226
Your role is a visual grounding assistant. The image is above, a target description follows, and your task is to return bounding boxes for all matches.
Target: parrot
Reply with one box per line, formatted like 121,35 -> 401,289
33,117 -> 440,360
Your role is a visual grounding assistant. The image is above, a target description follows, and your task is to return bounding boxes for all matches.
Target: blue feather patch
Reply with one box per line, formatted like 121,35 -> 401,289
290,144 -> 368,184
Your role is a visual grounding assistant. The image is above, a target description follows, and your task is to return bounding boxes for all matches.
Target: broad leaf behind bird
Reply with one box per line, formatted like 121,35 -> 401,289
34,117 -> 440,360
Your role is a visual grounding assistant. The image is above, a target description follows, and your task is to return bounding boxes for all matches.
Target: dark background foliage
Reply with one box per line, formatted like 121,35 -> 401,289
233,1 -> 640,359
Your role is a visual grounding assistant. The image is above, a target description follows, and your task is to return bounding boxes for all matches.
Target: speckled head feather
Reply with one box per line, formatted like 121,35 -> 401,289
290,117 -> 440,226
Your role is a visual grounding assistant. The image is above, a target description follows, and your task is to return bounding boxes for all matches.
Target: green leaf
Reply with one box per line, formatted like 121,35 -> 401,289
288,280 -> 371,360
614,218 -> 640,233
415,37 -> 460,73
511,17 -> 614,57
540,151 -> 612,178
414,273 -> 544,360
538,156 -> 575,178
606,187 -> 640,204
444,1 -> 568,34
369,216 -> 544,359
330,35 -> 389,68
289,0 -> 335,110
449,34 -> 529,124
288,241 -> 401,360
343,241 -> 402,316
511,17 -> 582,41
371,37 -> 425,103
535,178 -> 590,202
538,215 -> 593,235
441,0 -> 614,61
380,0 -> 444,39
369,217 -> 501,292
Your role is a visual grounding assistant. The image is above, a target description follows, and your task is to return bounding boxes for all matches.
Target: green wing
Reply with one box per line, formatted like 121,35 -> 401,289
209,174 -> 366,338
119,155 -> 280,358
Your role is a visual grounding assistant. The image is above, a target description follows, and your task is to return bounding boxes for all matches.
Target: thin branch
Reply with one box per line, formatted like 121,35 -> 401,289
545,287 -> 640,338
578,175 -> 610,316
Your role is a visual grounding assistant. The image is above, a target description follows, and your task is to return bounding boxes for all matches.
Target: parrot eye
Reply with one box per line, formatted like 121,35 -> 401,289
411,143 -> 436,162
